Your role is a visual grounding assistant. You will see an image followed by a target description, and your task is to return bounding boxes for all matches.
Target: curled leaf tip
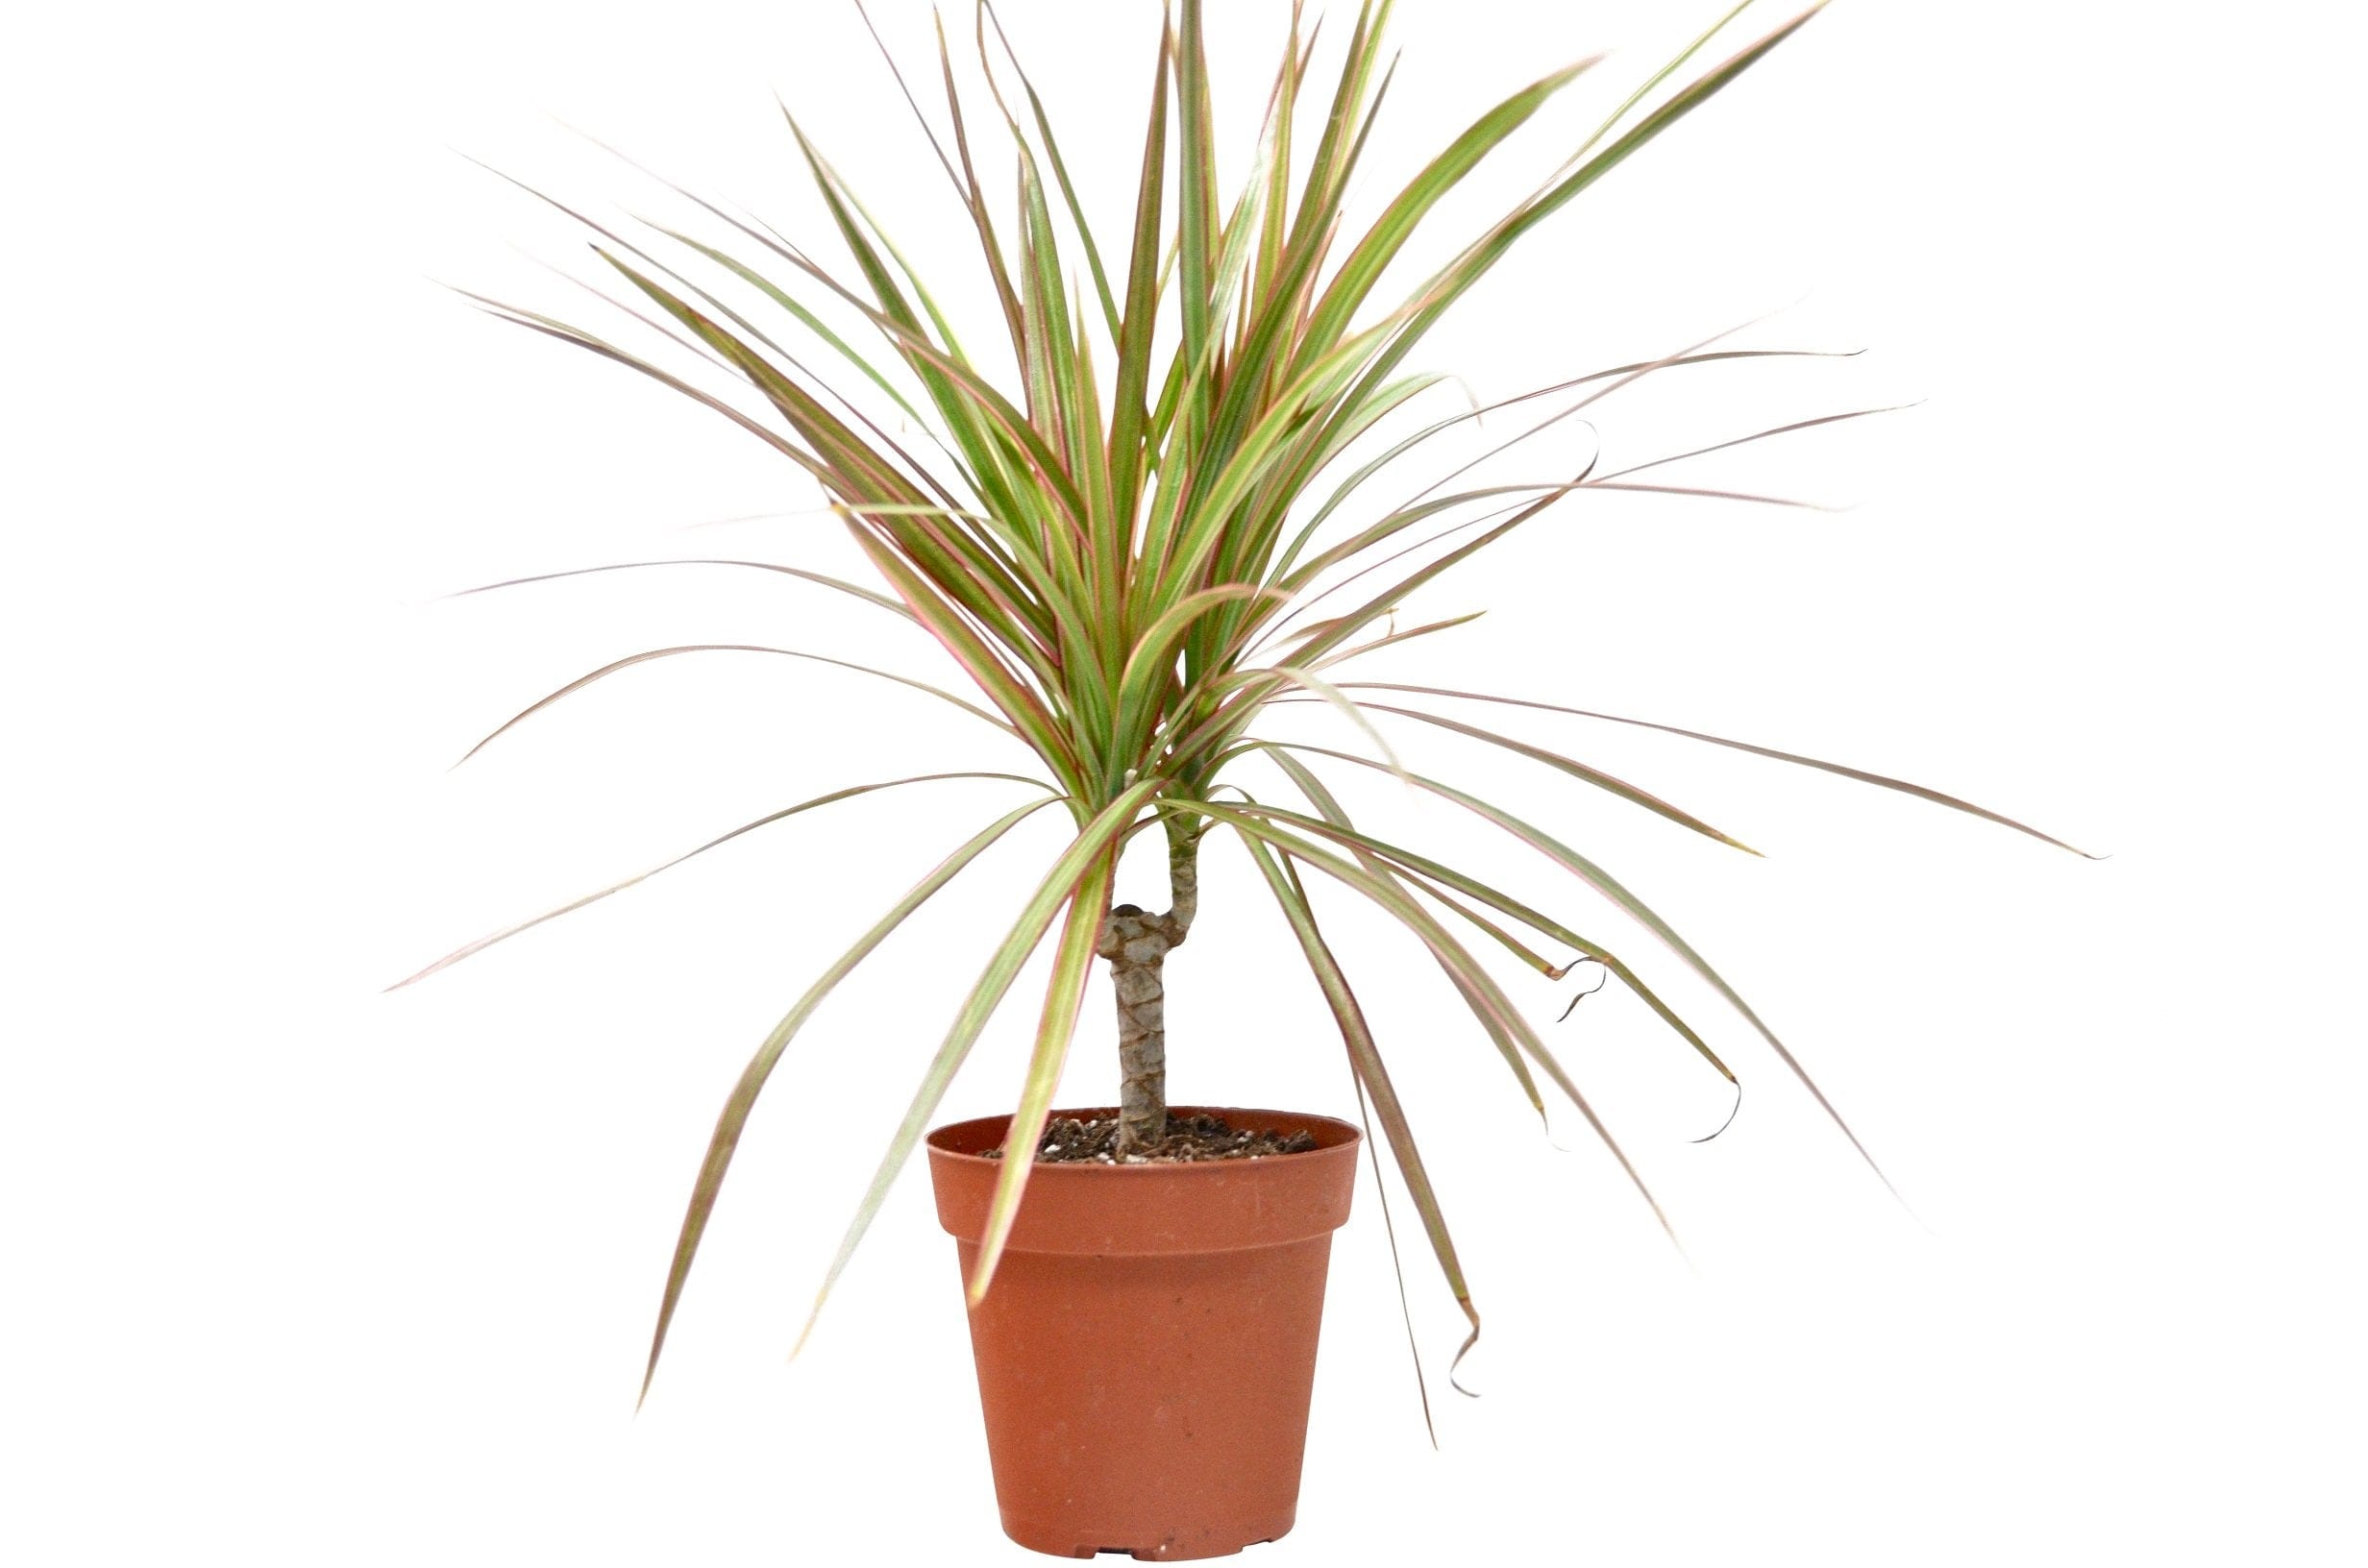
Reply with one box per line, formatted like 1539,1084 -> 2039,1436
1446,1321 -> 1482,1399
1553,959 -> 1609,1022
1691,1078 -> 1743,1143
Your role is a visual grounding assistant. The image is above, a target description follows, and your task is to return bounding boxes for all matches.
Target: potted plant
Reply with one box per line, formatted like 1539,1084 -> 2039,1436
398,0 -> 2086,1557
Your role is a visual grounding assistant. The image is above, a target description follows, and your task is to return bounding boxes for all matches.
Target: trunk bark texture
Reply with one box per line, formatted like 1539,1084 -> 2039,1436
1098,818 -> 1201,1156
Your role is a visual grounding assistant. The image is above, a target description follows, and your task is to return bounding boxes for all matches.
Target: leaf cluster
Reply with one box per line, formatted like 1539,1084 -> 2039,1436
402,0 -> 2085,1408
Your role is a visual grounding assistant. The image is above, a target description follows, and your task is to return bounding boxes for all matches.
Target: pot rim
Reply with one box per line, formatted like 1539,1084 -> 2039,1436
925,1103 -> 1361,1171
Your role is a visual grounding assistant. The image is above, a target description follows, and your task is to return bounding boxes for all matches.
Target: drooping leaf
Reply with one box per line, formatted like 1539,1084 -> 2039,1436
1258,753 -> 1543,1115
1195,799 -> 1677,1243
966,845 -> 1119,1303
441,558 -> 916,623
792,781 -> 1161,1353
1236,827 -> 1483,1401
456,644 -> 1018,765
388,773 -> 1054,992
1335,684 -> 2097,856
639,796 -> 1062,1404
423,1 -> 2010,1416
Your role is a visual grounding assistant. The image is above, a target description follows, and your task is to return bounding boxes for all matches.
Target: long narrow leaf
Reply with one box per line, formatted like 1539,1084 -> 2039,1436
966,845 -> 1118,1303
435,0 -> 2009,1412
1195,801 -> 1676,1242
1336,683 -> 2097,856
1301,697 -> 1760,854
1591,403 -> 1915,482
792,780 -> 1162,1353
638,796 -> 1062,1403
1230,743 -> 1739,1079
1259,755 -> 1544,1114
1229,772 -> 1891,1191
1236,828 -> 1484,1393
386,773 -> 1053,992
980,1 -> 1122,342
1223,747 -> 1745,1088
848,522 -> 1084,790
442,558 -> 915,623
456,644 -> 1019,765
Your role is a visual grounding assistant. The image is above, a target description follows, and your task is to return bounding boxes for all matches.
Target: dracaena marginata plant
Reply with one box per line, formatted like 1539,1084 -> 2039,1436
399,0 -> 2089,1404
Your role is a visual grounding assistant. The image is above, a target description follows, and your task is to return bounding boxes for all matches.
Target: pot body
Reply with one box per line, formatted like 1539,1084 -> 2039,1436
925,1106 -> 1359,1561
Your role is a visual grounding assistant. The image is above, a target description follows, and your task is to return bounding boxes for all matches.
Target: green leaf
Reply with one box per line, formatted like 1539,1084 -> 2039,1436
1194,799 -> 1677,1243
1113,584 -> 1287,770
1235,827 -> 1483,1397
387,773 -> 1054,993
638,796 -> 1063,1405
438,0 -> 1992,1397
980,1 -> 1123,343
1260,664 -> 1408,781
1223,745 -> 1744,1089
455,644 -> 1019,765
1295,54 -> 1602,358
1323,8 -> 1832,421
640,220 -> 943,436
966,845 -> 1118,1303
1590,403 -> 1917,482
1561,1 -> 1760,171
1308,697 -> 1760,854
847,522 -> 1085,792
1303,610 -> 1486,670
792,780 -> 1163,1354
929,14 -> 1027,358
1174,0 -> 1219,383
1260,753 -> 1544,1115
441,558 -> 916,625
1106,21 -> 1173,546
1269,349 -> 1856,583
1582,479 -> 1837,510
456,293 -> 827,478
1234,768 -> 1896,1192
1335,684 -> 2098,856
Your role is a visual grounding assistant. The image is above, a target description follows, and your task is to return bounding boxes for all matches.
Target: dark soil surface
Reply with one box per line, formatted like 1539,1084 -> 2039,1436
982,1113 -> 1319,1164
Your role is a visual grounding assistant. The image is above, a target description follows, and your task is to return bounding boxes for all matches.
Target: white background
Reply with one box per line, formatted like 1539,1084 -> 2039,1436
5,1 -> 2362,1562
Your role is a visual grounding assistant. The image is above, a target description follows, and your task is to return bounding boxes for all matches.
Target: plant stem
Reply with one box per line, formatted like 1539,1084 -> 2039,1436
1098,815 -> 1203,1155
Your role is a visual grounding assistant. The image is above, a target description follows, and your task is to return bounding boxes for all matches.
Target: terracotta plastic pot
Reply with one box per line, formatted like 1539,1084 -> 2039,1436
925,1105 -> 1360,1560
